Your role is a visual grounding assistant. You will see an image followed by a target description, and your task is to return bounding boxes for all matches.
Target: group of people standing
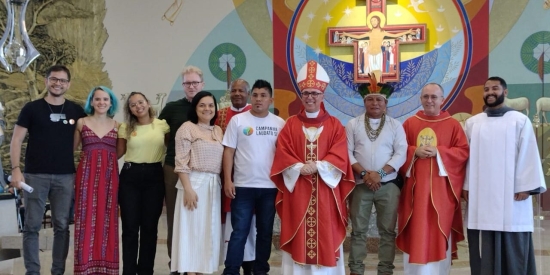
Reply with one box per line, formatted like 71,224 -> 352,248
346,77 -> 546,275
9,64 -> 171,275
8,61 -> 546,275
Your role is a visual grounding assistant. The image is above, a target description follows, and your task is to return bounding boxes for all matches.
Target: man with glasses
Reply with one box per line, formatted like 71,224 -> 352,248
215,79 -> 256,275
346,88 -> 407,275
10,65 -> 86,275
158,65 -> 204,274
396,83 -> 469,274
270,60 -> 355,274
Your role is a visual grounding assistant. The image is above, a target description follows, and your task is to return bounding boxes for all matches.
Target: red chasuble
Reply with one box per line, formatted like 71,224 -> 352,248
396,111 -> 469,264
270,107 -> 354,267
215,105 -> 253,218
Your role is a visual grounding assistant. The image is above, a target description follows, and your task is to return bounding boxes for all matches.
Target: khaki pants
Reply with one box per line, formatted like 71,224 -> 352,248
348,182 -> 400,275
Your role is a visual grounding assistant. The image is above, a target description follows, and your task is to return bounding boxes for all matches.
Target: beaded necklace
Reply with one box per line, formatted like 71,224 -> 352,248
364,113 -> 385,141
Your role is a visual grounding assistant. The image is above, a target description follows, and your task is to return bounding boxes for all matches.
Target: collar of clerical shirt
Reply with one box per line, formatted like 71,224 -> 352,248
305,110 -> 320,118
485,106 -> 514,117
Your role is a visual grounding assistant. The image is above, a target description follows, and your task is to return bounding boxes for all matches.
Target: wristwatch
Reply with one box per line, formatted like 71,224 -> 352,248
360,170 -> 367,177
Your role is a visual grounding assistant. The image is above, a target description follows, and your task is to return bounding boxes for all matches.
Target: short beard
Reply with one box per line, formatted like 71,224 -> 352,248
484,93 -> 505,107
48,89 -> 65,97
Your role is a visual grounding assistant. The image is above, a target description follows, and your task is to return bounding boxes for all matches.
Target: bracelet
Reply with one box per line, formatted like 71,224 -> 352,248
11,166 -> 20,170
377,169 -> 387,179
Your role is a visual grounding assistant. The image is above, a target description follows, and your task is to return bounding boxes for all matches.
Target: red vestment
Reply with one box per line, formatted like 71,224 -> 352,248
270,108 -> 354,267
215,105 -> 252,218
215,105 -> 252,133
396,111 -> 468,264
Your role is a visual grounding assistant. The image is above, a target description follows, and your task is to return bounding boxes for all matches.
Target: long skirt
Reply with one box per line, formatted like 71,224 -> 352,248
171,171 -> 222,273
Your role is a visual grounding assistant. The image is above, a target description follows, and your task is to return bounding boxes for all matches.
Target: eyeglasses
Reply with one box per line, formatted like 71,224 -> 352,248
48,77 -> 69,84
182,81 -> 202,87
302,92 -> 323,98
421,95 -> 442,101
129,100 -> 147,108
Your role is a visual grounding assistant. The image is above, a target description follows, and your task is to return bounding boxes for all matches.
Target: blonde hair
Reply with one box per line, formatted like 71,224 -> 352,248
181,65 -> 203,81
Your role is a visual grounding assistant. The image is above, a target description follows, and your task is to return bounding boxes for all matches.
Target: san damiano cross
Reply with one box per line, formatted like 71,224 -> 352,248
328,0 -> 426,83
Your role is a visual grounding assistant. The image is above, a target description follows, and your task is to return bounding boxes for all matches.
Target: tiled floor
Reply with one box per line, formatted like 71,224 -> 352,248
3,215 -> 550,274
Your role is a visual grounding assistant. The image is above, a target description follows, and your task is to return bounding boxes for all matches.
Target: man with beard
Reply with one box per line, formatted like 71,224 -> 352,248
215,79 -> 255,275
343,15 -> 413,81
158,65 -> 204,274
10,65 -> 86,274
396,83 -> 469,275
463,76 -> 546,275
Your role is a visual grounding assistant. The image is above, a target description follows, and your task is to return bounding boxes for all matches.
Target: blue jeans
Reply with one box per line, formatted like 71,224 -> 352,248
23,173 -> 74,275
223,187 -> 277,275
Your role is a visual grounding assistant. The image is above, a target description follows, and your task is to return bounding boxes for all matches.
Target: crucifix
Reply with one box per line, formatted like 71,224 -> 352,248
327,0 -> 426,83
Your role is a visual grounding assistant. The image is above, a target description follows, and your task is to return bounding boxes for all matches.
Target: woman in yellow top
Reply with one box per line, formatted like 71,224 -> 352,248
117,92 -> 169,275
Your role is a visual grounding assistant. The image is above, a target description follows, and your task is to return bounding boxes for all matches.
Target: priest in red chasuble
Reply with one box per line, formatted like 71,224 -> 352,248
215,79 -> 254,274
271,60 -> 355,275
396,83 -> 469,275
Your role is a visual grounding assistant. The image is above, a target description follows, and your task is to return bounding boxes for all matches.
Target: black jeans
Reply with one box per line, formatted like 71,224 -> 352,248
119,162 -> 165,275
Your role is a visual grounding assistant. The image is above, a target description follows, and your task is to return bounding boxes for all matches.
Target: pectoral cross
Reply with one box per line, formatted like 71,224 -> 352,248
306,143 -> 317,153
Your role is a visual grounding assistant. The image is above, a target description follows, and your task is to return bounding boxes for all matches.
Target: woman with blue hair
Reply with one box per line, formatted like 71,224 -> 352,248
73,86 -> 120,274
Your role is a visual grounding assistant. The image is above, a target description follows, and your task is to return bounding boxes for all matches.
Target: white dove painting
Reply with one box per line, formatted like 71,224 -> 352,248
408,0 -> 428,13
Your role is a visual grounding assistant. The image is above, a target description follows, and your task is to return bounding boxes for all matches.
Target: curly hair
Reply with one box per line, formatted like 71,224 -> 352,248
123,92 -> 155,138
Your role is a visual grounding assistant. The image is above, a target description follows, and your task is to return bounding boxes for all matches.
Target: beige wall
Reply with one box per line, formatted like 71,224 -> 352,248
102,0 -> 235,120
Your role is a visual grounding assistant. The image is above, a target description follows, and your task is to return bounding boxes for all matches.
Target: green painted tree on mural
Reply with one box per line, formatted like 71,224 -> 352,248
0,0 -> 102,172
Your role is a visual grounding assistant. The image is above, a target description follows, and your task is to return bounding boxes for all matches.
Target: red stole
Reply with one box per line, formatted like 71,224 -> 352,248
396,111 -> 469,264
270,108 -> 354,267
215,105 -> 252,218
